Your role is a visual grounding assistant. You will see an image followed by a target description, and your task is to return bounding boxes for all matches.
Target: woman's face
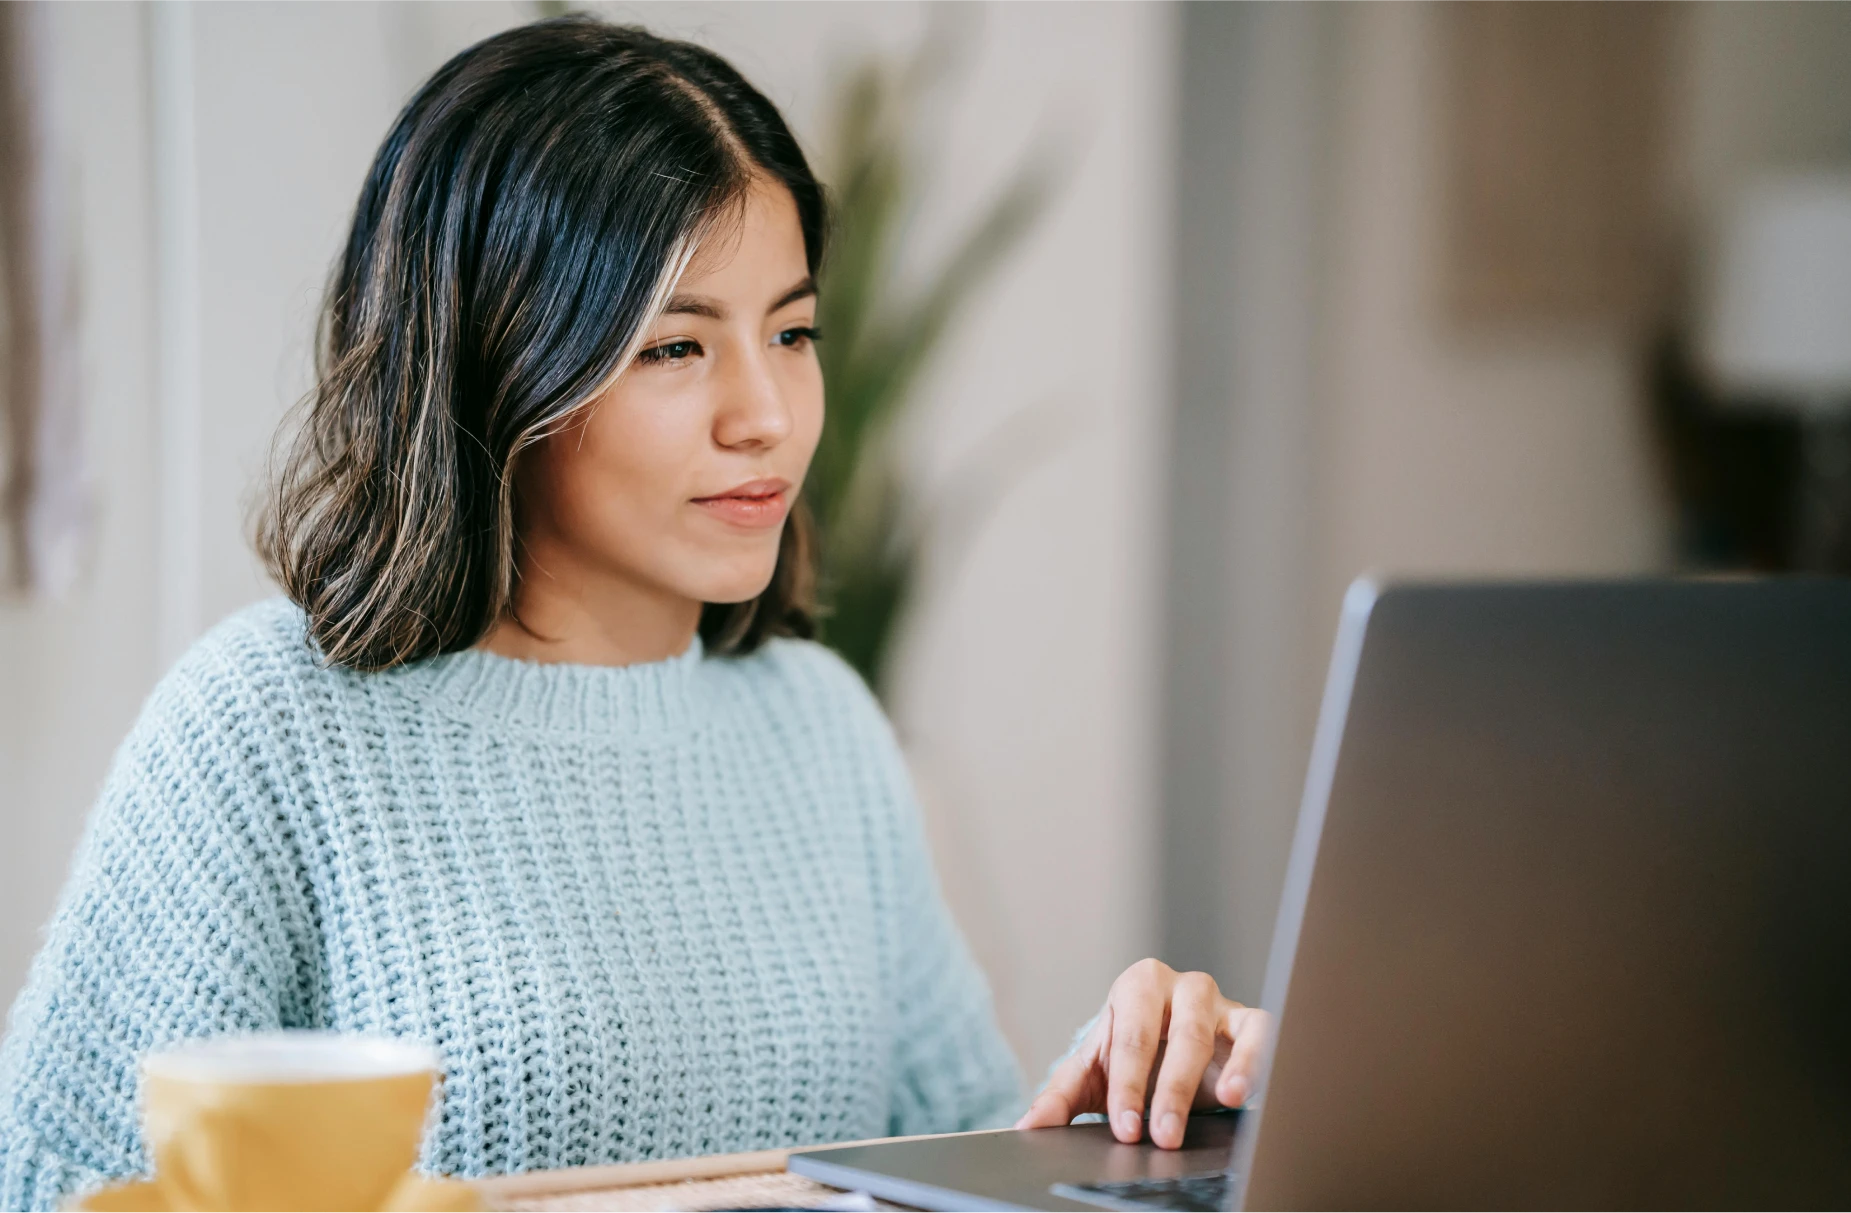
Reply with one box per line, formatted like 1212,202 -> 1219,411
515,178 -> 823,615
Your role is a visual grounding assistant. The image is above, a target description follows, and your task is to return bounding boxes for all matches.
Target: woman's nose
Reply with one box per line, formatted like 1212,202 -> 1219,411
713,349 -> 794,450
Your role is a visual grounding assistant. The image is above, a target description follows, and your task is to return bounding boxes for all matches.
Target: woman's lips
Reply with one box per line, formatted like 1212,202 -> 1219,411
691,480 -> 791,529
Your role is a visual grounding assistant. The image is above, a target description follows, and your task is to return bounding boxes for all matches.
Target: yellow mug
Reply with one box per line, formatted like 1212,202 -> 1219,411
136,1031 -> 444,1211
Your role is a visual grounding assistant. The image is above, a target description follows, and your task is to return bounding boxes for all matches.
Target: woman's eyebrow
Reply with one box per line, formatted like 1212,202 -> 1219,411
663,295 -> 725,320
768,277 -> 817,314
662,277 -> 816,322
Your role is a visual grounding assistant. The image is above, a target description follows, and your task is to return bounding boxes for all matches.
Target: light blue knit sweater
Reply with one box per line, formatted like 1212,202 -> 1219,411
0,599 -> 1028,1211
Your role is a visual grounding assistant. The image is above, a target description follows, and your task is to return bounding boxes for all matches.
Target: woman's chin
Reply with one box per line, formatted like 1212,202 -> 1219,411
692,566 -> 779,607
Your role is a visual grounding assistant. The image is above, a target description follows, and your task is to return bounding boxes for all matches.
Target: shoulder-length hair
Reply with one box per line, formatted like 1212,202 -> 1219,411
257,16 -> 826,672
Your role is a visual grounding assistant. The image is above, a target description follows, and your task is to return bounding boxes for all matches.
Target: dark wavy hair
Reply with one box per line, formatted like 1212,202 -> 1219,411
257,16 -> 826,671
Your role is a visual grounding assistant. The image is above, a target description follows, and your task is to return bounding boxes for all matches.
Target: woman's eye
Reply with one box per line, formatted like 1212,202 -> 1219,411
639,339 -> 701,365
774,325 -> 822,349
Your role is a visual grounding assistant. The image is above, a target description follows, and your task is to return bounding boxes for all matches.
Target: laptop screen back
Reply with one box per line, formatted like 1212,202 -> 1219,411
1236,580 -> 1851,1209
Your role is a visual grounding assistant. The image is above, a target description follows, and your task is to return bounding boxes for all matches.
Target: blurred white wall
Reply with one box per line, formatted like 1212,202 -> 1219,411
0,0 -> 1169,1081
1216,1 -> 1851,1000
1676,1 -> 1851,230
1313,0 -> 1673,616
1201,0 -> 1679,1002
1302,0 -> 1851,704
1173,0 -> 1678,1006
0,2 -> 161,1033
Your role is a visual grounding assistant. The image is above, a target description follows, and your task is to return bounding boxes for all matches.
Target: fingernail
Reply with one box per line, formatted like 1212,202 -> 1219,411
1115,1109 -> 1141,1141
1158,1112 -> 1181,1144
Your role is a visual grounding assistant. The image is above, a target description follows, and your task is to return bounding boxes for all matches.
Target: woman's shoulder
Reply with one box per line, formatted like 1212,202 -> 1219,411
138,597 -> 325,742
163,594 -> 321,684
711,636 -> 902,754
188,595 -> 319,662
76,600 -> 324,878
730,634 -> 873,695
717,635 -> 882,719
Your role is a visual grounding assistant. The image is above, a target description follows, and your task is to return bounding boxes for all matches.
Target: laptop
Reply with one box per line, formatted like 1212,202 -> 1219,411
788,578 -> 1851,1209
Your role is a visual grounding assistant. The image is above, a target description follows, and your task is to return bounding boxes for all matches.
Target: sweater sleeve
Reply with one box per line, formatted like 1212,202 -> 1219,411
0,650 -> 297,1211
879,750 -> 1029,1136
772,639 -> 1028,1136
787,650 -> 1027,1136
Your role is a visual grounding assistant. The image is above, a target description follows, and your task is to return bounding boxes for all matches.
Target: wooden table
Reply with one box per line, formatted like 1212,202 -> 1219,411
471,1130 -> 999,1212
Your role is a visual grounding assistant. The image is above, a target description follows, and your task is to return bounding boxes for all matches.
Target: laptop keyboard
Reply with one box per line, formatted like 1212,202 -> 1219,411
1049,1169 -> 1237,1212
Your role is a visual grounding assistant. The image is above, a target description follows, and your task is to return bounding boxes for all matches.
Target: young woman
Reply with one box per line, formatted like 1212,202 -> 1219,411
0,18 -> 1265,1209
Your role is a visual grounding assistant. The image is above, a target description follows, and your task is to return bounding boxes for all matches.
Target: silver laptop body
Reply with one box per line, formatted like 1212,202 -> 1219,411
791,578 -> 1851,1210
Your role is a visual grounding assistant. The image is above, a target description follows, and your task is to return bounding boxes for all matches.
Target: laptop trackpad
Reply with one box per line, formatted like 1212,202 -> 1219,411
787,1110 -> 1243,1212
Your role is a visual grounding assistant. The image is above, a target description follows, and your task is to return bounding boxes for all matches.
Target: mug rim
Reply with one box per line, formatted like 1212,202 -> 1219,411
141,1030 -> 441,1084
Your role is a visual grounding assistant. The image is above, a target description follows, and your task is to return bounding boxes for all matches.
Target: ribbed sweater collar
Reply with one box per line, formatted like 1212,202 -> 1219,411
390,635 -> 707,741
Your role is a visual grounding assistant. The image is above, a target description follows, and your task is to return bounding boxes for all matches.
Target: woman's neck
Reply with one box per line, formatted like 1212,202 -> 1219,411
478,559 -> 701,667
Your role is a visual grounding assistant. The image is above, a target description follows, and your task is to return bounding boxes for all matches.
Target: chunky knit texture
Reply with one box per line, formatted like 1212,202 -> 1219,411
0,599 -> 1027,1211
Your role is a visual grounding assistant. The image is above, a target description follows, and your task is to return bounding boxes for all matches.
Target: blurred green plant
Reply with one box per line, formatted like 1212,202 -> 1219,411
807,47 -> 1056,698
